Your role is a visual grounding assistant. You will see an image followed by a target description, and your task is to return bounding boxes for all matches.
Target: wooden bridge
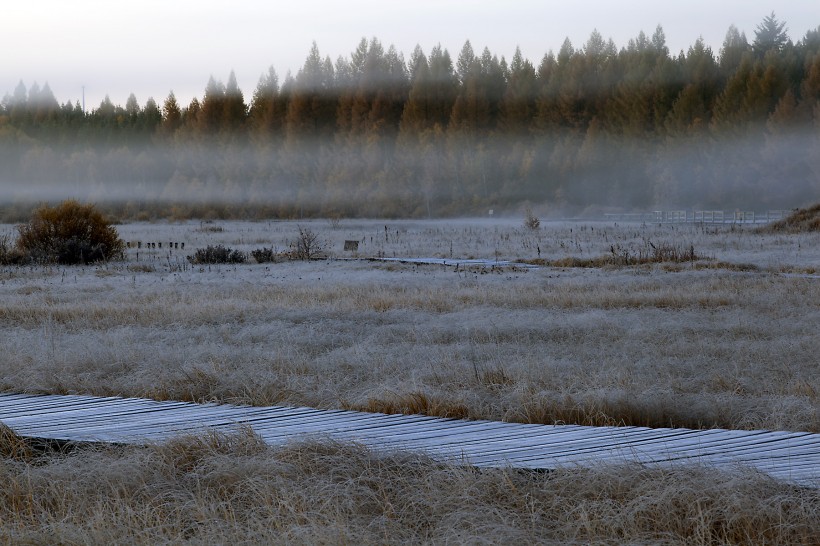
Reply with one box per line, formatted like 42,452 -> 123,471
1,393 -> 817,488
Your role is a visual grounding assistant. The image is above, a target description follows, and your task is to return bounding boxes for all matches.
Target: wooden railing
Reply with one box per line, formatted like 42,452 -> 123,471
603,210 -> 791,224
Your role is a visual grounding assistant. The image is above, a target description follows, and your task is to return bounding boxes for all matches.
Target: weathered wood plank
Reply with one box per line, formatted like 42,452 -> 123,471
0,393 -> 817,488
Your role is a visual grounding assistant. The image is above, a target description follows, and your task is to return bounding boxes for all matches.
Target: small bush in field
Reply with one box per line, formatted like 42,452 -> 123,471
289,226 -> 326,260
0,234 -> 27,265
523,207 -> 540,230
188,245 -> 246,264
251,247 -> 277,263
15,200 -> 124,264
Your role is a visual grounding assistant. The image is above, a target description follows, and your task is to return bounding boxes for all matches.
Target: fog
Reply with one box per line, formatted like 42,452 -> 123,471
2,19 -> 818,220
0,126 -> 817,220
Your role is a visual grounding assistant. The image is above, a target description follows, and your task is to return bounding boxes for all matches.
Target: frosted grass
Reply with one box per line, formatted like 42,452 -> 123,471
0,218 -> 816,431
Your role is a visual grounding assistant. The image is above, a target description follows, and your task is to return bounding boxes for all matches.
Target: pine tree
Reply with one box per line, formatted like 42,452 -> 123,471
720,25 -> 750,76
161,91 -> 182,136
480,47 -> 508,129
533,51 -> 560,132
456,40 -> 476,85
199,76 -> 226,134
31,82 -> 60,125
400,44 -> 457,136
499,46 -> 537,133
427,45 -> 458,129
399,46 -> 432,136
125,93 -> 140,126
372,44 -> 408,138
141,97 -> 162,135
753,12 -> 789,57
712,55 -> 754,130
449,48 -> 489,135
223,70 -> 247,133
8,80 -> 29,126
285,42 -> 337,144
665,38 -> 719,134
799,52 -> 820,117
182,97 -> 201,133
248,66 -> 283,140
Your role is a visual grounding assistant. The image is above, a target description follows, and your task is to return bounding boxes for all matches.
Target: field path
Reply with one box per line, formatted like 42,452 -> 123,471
1,392 -> 817,488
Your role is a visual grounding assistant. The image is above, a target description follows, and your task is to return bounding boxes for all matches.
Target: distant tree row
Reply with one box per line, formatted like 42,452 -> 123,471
1,13 -> 819,218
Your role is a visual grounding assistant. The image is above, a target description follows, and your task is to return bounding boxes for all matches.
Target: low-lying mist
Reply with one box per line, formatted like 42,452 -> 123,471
1,128 -> 817,220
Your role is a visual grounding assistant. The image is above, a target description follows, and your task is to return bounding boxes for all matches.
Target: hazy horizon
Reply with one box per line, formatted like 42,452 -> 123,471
3,1 -> 818,109
2,4 -> 818,219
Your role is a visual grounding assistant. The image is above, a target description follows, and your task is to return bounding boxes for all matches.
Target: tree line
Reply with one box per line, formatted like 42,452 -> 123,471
1,13 -> 819,219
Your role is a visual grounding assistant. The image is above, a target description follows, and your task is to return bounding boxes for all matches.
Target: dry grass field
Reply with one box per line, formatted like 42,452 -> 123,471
1,427 -> 817,544
0,217 -> 818,542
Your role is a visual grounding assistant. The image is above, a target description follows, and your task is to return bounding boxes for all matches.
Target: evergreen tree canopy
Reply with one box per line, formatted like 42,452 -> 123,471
2,15 -> 818,218
753,12 -> 789,56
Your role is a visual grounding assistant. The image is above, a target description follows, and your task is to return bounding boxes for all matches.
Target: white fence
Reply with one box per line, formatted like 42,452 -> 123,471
603,210 -> 790,224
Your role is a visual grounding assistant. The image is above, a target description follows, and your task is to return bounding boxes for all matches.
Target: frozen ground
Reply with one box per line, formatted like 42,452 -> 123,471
97,217 -> 820,270
0,218 -> 817,433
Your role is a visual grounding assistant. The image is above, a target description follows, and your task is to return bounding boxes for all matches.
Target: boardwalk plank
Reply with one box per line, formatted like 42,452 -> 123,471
1,393 -> 817,488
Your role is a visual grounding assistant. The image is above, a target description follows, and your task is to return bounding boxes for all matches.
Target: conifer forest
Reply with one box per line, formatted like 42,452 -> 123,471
2,15 -> 819,218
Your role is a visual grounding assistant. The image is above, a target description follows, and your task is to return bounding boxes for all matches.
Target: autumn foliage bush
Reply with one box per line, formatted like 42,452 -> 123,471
15,200 -> 124,264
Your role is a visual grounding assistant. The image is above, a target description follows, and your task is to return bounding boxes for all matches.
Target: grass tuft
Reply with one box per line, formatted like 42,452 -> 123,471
0,424 -> 34,462
522,240 -> 701,268
513,395 -> 731,430
353,392 -> 471,420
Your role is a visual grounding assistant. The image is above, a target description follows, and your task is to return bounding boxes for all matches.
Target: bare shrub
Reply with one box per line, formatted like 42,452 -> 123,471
288,225 -> 326,260
188,244 -> 246,264
15,200 -> 124,264
523,206 -> 540,230
0,234 -> 27,265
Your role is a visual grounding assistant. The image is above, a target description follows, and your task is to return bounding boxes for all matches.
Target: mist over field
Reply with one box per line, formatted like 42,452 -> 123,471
1,16 -> 818,219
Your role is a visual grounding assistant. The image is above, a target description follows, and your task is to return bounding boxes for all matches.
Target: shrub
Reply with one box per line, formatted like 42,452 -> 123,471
0,234 -> 27,265
188,245 -> 246,264
15,200 -> 124,264
289,226 -> 326,260
251,247 -> 277,263
523,207 -> 540,230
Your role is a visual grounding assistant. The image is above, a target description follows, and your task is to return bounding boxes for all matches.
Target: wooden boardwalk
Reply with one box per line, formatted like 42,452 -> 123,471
0,393 -> 817,488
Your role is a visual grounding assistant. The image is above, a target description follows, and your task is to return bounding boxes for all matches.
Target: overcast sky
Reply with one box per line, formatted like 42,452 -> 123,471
2,1 -> 817,111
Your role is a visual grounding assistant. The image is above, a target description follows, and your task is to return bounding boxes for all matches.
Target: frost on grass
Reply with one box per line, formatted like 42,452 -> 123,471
758,202 -> 820,234
0,218 -> 818,542
0,219 -> 817,432
0,430 -> 817,544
